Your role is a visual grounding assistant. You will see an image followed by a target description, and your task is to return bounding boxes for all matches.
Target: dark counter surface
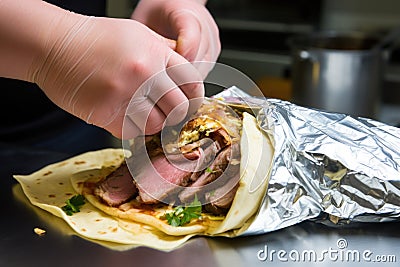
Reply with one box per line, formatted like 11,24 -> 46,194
1,144 -> 400,267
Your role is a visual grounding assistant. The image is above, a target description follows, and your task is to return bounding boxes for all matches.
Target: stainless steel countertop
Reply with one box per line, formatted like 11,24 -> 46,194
2,119 -> 400,267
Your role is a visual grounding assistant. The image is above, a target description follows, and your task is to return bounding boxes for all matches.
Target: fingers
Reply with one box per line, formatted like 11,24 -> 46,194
173,11 -> 202,62
166,52 -> 204,117
147,53 -> 205,126
125,92 -> 166,136
172,9 -> 221,78
122,51 -> 205,139
147,69 -> 189,126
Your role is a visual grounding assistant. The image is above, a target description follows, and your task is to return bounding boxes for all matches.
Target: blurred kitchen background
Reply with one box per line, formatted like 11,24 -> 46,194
106,0 -> 400,126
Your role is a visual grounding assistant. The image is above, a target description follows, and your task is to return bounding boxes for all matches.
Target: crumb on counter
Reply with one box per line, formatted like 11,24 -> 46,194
33,227 -> 46,236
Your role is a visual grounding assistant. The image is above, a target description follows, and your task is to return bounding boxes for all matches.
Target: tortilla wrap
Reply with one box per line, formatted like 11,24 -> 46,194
13,112 -> 274,250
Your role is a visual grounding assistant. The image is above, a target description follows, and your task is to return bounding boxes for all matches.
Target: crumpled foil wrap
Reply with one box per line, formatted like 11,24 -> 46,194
215,86 -> 400,236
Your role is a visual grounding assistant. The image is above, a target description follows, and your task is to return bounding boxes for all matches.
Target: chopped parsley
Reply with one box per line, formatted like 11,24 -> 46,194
62,194 -> 85,216
165,195 -> 202,227
205,167 -> 219,174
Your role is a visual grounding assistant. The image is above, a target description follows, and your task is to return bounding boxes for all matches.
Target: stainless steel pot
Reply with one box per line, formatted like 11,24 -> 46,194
289,32 -> 384,118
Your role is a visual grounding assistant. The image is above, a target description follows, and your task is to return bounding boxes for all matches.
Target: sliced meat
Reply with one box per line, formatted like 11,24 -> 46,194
204,172 -> 240,215
182,148 -> 201,160
95,100 -> 243,215
178,144 -> 240,203
166,140 -> 221,174
208,128 -> 231,150
129,135 -> 223,204
189,141 -> 221,179
134,154 -> 193,204
94,164 -> 138,207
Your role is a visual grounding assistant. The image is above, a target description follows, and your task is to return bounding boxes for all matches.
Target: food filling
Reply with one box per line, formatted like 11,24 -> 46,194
90,99 -> 243,223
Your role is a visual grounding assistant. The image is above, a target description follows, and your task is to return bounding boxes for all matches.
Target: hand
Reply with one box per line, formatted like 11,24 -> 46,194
30,13 -> 204,139
131,0 -> 221,78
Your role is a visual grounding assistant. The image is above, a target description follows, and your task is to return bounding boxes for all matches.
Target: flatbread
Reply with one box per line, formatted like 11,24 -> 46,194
13,149 -> 195,250
12,183 -> 192,251
209,112 -> 274,236
13,112 -> 274,250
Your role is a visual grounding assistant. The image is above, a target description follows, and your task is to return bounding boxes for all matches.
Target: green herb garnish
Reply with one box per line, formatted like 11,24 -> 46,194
205,167 -> 219,174
165,195 -> 202,227
62,194 -> 85,216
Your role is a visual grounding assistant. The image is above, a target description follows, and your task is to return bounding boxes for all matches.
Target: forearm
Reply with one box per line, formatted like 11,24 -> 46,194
0,0 -> 77,82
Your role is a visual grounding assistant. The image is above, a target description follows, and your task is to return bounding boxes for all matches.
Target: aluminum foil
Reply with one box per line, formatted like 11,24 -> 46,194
215,86 -> 400,236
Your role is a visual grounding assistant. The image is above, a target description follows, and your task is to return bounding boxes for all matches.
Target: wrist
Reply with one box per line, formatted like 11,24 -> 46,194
0,0 -> 83,83
28,4 -> 86,86
0,1 -> 53,80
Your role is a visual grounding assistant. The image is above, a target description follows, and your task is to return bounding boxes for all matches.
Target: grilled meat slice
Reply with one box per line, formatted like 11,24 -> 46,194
178,143 -> 240,203
94,164 -> 138,207
134,153 -> 195,204
204,172 -> 240,215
